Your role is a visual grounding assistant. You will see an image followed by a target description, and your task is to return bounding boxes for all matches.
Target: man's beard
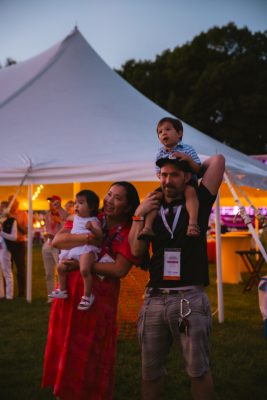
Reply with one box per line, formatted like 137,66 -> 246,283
163,184 -> 179,198
162,180 -> 186,199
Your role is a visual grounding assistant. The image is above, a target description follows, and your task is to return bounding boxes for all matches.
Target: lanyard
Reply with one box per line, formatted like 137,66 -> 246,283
160,205 -> 182,239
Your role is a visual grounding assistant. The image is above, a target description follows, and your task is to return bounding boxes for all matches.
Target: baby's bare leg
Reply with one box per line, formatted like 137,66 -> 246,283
57,262 -> 68,291
79,252 -> 96,297
185,185 -> 200,236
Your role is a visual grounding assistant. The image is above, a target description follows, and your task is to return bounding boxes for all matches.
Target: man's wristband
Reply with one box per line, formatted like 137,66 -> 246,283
132,216 -> 145,221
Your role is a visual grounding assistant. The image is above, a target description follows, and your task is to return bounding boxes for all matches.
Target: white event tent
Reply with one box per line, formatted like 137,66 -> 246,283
1,27 -> 267,319
1,27 -> 267,188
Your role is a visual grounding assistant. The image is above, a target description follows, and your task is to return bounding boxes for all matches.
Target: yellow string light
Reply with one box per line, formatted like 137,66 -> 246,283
32,185 -> 44,201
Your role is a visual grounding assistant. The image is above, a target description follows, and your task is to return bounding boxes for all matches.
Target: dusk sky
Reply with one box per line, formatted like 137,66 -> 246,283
0,0 -> 266,68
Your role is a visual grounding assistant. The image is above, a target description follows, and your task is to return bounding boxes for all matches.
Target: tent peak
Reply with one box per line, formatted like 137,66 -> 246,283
0,27 -> 82,109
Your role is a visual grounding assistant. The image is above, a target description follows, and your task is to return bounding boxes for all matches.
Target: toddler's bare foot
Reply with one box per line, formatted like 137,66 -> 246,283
187,224 -> 200,237
138,227 -> 155,241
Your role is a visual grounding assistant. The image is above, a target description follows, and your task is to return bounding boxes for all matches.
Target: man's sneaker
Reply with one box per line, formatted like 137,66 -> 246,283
48,289 -> 68,299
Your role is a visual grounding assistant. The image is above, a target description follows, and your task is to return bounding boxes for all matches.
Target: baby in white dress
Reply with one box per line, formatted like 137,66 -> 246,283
49,190 -> 103,310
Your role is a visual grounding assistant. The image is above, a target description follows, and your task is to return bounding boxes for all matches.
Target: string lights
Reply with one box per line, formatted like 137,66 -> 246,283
32,184 -> 44,201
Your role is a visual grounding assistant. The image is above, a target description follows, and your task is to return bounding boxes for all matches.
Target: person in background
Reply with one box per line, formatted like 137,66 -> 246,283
0,200 -> 8,216
128,154 -> 225,400
0,202 -> 17,300
42,182 -> 141,400
64,200 -> 75,221
0,201 -> 6,297
7,195 -> 28,297
42,195 -> 68,302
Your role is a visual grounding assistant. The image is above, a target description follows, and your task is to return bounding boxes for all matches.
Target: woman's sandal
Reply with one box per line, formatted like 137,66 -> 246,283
187,224 -> 200,237
77,294 -> 95,310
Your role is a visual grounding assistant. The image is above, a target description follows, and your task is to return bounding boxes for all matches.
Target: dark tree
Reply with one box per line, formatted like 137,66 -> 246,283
117,23 -> 267,154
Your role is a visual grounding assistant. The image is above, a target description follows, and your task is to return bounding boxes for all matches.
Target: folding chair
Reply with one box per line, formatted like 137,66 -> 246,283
236,250 -> 266,292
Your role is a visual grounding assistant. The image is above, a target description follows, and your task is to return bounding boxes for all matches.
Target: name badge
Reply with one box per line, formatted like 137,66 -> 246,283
163,248 -> 181,280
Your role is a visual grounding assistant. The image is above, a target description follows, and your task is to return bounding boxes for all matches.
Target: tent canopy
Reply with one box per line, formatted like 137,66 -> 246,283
1,27 -> 267,189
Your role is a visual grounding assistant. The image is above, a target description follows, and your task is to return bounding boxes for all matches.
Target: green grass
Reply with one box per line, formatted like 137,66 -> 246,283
0,245 -> 267,399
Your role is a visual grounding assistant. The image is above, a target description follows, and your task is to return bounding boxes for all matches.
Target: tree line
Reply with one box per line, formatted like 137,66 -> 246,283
116,23 -> 267,155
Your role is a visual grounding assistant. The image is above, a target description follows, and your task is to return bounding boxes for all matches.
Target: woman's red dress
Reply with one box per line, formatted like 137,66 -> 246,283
42,222 -> 138,400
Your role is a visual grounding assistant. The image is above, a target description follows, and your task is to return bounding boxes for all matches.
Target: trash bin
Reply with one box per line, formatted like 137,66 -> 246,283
258,276 -> 267,338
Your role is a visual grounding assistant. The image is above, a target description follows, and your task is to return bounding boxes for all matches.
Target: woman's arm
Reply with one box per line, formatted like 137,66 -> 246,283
52,227 -> 89,249
93,253 -> 133,279
54,226 -> 134,278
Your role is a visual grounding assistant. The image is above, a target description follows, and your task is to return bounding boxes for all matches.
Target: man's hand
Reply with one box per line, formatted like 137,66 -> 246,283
134,191 -> 161,217
51,214 -> 62,224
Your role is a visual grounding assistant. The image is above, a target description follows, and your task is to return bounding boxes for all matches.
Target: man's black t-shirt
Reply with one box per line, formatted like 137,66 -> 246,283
148,183 -> 216,288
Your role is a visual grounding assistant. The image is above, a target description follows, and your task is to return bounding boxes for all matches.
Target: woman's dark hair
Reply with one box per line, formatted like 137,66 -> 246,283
76,190 -> 99,216
109,181 -> 140,222
157,117 -> 183,136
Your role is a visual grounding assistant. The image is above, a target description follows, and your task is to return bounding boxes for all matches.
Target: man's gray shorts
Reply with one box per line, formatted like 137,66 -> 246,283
137,287 -> 212,380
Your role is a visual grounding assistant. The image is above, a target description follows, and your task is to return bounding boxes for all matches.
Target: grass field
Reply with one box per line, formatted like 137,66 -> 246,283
0,244 -> 267,399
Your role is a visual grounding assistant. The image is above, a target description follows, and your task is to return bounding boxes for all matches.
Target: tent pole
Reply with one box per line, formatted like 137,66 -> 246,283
73,182 -> 81,199
26,183 -> 33,303
224,172 -> 267,263
5,164 -> 32,213
215,191 -> 224,323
